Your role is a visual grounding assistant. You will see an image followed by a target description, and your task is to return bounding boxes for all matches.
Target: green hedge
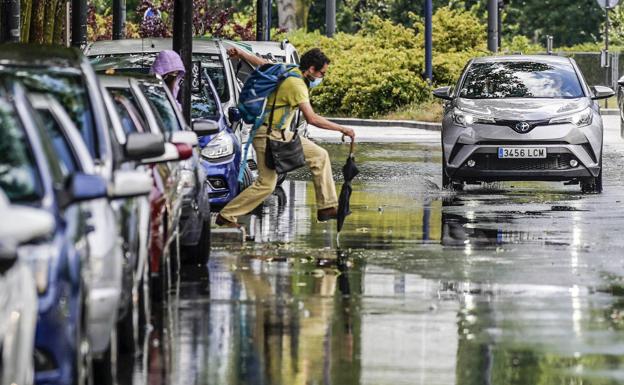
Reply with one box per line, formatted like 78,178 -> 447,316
281,7 -> 488,118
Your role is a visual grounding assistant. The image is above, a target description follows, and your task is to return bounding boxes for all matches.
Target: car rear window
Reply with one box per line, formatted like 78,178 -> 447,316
3,68 -> 99,158
459,61 -> 584,99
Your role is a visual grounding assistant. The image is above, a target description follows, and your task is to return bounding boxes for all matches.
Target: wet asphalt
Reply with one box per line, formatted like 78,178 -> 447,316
134,115 -> 624,385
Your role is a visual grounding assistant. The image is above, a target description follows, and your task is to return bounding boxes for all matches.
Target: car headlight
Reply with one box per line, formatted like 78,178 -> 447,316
19,243 -> 53,294
549,107 -> 593,127
200,131 -> 234,160
452,108 -> 495,127
179,169 -> 196,190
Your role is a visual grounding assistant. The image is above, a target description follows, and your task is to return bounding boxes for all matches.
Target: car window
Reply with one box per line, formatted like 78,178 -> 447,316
0,98 -> 44,203
459,61 -> 584,99
3,69 -> 100,159
191,68 -> 220,121
37,109 -> 81,178
107,88 -> 148,135
89,53 -> 230,103
140,83 -> 183,136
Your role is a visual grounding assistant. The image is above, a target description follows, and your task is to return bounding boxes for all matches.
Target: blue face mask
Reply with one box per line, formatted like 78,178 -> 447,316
309,76 -> 323,89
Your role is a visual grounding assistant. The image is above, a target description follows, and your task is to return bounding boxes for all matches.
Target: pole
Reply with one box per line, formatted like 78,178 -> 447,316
326,0 -> 336,37
487,0 -> 498,52
256,0 -> 267,41
172,0 -> 193,122
606,6 -> 610,108
424,0 -> 432,83
71,0 -> 87,48
266,0 -> 272,41
112,0 -> 126,40
497,0 -> 503,50
3,0 -> 20,42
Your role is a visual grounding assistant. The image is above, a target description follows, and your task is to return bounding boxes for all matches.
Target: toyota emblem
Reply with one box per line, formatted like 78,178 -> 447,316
515,121 -> 531,133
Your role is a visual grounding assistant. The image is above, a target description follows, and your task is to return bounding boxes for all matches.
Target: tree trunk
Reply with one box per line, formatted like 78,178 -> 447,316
29,0 -> 45,43
52,1 -> 65,44
20,0 -> 32,42
43,0 -> 60,44
277,0 -> 299,31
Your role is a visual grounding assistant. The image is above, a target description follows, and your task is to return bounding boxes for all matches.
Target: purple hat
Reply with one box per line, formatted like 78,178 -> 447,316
151,50 -> 186,99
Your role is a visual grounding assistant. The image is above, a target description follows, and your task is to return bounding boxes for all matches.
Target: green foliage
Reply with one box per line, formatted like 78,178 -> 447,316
502,35 -> 544,55
285,7 -> 486,118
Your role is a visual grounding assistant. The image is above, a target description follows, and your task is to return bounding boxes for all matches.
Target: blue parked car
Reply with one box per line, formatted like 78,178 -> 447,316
0,79 -> 107,385
85,38 -> 254,208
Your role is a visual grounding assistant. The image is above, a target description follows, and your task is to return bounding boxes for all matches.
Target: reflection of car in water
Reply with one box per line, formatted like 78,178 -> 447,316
85,38 -> 253,207
434,55 -> 613,193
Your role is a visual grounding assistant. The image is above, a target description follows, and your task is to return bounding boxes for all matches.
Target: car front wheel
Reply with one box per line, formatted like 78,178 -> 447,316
580,160 -> 603,194
442,165 -> 463,191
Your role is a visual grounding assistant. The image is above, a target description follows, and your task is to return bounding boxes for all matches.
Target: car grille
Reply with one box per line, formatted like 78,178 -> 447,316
465,154 -> 575,171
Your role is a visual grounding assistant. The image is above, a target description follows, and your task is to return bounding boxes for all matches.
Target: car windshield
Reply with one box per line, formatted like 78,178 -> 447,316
459,61 -> 584,99
90,53 -> 230,103
2,68 -> 99,158
140,83 -> 183,136
0,97 -> 43,203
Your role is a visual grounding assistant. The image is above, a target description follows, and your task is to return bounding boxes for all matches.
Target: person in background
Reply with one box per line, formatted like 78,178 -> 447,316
216,47 -> 356,228
151,50 -> 185,101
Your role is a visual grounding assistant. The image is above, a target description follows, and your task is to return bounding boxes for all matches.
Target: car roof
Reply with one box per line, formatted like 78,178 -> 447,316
471,55 -> 572,64
0,43 -> 83,67
85,38 -> 222,56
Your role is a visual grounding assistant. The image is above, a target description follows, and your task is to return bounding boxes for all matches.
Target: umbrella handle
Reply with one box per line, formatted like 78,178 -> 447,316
349,137 -> 355,155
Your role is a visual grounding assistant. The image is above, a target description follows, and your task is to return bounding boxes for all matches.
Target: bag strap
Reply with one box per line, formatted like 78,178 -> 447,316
267,78 -> 288,141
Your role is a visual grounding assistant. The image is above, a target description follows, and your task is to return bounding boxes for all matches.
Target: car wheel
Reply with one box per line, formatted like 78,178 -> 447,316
92,328 -> 116,385
187,218 -> 211,265
74,290 -> 93,385
239,165 -> 254,191
442,165 -> 463,191
276,173 -> 287,186
580,159 -> 603,194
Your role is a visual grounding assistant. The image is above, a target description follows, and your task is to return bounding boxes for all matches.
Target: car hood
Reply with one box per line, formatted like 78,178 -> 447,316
456,98 -> 590,121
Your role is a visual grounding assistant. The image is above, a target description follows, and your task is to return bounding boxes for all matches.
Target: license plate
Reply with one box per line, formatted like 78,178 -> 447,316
498,147 -> 547,159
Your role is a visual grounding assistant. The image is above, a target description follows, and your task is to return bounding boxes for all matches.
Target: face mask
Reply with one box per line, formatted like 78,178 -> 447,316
309,76 -> 323,89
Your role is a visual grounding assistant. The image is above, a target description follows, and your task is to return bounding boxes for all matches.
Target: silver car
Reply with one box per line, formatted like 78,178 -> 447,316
434,55 -> 614,193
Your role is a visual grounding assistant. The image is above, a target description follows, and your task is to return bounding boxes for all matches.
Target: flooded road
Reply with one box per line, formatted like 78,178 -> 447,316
143,116 -> 624,385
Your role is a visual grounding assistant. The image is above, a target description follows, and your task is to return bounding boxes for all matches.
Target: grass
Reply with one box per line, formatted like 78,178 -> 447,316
380,100 -> 444,123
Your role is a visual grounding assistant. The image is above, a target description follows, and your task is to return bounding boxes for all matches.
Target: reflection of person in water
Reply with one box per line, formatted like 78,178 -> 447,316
336,249 -> 355,361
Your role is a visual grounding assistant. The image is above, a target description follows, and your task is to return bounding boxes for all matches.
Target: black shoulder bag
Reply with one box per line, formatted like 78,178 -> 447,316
265,81 -> 306,174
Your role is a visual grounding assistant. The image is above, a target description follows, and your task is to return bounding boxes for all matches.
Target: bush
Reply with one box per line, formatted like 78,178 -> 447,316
284,7 -> 487,118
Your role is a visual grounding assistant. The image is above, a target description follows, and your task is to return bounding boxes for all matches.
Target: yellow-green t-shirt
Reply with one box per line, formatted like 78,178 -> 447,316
263,68 -> 309,130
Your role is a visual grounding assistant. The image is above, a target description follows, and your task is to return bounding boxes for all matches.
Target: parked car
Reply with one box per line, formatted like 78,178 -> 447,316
0,43 -> 168,384
433,55 -> 613,193
85,38 -> 253,207
29,92 -> 159,384
0,78 -> 109,385
98,75 -> 198,302
99,74 -> 211,263
0,190 -> 51,385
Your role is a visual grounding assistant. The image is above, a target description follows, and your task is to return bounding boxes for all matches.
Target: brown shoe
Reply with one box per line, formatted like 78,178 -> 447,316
317,207 -> 338,222
216,214 -> 241,228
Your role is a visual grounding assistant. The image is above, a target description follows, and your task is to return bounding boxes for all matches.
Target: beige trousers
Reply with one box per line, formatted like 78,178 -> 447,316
219,126 -> 338,223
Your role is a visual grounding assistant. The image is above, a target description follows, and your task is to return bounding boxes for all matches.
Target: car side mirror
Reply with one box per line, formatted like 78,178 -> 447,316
192,119 -> 220,136
618,75 -> 624,87
125,132 -> 166,161
175,143 -> 194,161
0,206 -> 54,246
228,107 -> 242,124
591,85 -> 615,100
108,170 -> 153,199
59,173 -> 108,209
170,130 -> 199,147
433,86 -> 453,100
141,142 -> 181,164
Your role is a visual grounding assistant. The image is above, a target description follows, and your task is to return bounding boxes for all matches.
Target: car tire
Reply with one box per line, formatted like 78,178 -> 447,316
92,329 -> 116,385
442,165 -> 463,191
187,218 -> 210,265
239,165 -> 254,191
581,167 -> 603,194
74,289 -> 93,385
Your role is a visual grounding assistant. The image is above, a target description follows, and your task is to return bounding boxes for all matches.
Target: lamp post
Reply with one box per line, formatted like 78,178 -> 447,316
172,0 -> 193,122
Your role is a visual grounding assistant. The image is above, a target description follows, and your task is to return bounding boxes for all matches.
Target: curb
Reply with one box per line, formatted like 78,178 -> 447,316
330,109 -> 621,130
328,117 -> 442,131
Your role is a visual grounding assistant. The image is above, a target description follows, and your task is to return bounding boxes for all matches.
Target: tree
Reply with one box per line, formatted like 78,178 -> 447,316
503,0 -> 604,47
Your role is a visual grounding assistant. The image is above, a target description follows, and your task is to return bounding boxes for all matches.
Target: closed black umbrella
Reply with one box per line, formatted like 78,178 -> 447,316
337,139 -> 359,233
